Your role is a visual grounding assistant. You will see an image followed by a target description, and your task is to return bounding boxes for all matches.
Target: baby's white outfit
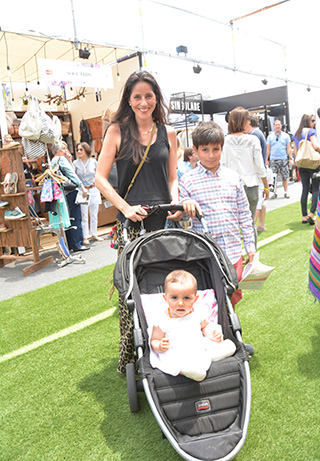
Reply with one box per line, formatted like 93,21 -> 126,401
149,306 -> 236,380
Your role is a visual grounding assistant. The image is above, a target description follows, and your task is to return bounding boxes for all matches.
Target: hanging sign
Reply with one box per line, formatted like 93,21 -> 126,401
170,97 -> 203,114
38,59 -> 114,89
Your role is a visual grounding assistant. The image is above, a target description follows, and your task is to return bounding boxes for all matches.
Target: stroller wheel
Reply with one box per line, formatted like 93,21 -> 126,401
126,363 -> 139,412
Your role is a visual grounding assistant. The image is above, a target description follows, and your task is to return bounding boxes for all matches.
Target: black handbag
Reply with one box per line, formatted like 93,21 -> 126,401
62,179 -> 77,191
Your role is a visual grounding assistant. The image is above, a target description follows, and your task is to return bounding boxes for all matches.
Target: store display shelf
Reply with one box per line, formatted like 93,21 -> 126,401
1,192 -> 25,198
4,216 -> 29,222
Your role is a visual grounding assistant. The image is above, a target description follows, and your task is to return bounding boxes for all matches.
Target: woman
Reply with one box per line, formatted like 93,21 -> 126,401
50,142 -> 89,252
221,106 -> 269,233
293,114 -> 320,224
74,142 -> 102,244
95,70 -> 179,373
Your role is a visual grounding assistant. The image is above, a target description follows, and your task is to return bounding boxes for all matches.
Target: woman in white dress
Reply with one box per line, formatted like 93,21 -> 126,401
73,142 -> 102,245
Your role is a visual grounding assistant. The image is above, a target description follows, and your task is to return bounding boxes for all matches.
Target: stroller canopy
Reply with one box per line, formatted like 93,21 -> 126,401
114,228 -> 238,300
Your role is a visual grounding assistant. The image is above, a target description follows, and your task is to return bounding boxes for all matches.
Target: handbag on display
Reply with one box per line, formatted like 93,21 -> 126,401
19,96 -> 42,140
22,137 -> 47,160
38,110 -> 55,144
296,129 -> 320,170
75,190 -> 90,205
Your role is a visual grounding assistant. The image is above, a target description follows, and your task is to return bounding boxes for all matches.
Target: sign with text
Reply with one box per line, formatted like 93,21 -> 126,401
170,97 -> 203,114
38,59 -> 114,88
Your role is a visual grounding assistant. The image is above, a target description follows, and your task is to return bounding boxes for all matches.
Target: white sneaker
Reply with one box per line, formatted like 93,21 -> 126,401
284,192 -> 290,199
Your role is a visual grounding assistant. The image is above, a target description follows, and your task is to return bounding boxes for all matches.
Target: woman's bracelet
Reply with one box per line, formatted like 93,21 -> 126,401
264,187 -> 270,191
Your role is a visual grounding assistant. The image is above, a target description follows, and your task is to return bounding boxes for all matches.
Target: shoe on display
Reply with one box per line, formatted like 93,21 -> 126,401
4,207 -> 26,220
1,173 -> 11,194
9,172 -> 19,193
91,235 -> 104,241
0,200 -> 9,207
284,192 -> 290,199
2,134 -> 20,149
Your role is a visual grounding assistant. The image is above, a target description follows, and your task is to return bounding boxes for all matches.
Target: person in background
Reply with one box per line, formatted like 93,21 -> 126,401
74,142 -> 103,244
248,115 -> 268,232
266,119 -> 293,199
221,107 -> 269,240
177,147 -> 199,181
50,142 -> 89,252
95,70 -> 179,374
292,114 -> 320,224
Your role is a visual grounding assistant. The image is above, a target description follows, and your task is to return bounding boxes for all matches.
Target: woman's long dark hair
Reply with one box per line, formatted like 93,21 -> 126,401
295,114 -> 311,141
110,70 -> 169,165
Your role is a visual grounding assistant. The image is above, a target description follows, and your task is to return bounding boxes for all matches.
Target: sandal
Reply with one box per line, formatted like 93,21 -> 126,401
1,173 -> 11,194
9,172 -> 18,194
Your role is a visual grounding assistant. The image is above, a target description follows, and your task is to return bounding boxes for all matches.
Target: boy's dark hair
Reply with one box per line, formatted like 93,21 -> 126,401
183,147 -> 193,162
249,115 -> 259,128
228,106 -> 249,133
192,121 -> 225,149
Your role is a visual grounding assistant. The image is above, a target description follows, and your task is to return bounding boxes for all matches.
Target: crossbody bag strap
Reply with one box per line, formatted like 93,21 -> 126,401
123,122 -> 156,200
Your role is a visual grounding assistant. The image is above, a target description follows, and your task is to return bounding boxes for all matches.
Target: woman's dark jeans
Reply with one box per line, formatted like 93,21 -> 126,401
298,167 -> 320,216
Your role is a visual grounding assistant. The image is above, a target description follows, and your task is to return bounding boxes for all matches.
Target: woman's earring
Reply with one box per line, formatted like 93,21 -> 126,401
129,103 -> 131,107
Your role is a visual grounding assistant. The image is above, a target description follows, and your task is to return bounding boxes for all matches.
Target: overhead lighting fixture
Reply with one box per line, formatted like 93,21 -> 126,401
193,64 -> 202,74
261,79 -> 268,85
176,45 -> 188,56
79,47 -> 91,59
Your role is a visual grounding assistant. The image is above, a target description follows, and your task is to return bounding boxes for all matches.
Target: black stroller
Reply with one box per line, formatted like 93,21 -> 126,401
114,205 -> 251,461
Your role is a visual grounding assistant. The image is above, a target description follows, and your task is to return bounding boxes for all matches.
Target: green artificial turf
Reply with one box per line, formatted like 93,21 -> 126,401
1,201 -> 320,460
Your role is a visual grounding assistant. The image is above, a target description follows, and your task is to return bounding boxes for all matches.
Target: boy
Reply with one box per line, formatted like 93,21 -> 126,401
150,270 -> 236,381
179,121 -> 256,306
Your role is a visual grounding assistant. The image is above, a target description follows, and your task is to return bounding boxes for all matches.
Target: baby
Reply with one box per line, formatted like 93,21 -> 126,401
150,270 -> 236,381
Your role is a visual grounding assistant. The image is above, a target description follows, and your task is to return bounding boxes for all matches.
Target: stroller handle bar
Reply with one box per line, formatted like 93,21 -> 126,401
123,204 -> 208,242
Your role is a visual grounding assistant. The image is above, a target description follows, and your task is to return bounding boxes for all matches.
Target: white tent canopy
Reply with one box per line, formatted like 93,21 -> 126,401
1,0 -> 318,88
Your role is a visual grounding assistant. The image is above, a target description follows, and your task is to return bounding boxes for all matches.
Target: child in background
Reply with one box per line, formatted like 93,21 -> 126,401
150,270 -> 236,381
179,121 -> 256,307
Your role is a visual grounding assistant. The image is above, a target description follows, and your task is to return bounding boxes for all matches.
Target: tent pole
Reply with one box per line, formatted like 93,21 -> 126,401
70,0 -> 80,50
0,79 -> 9,146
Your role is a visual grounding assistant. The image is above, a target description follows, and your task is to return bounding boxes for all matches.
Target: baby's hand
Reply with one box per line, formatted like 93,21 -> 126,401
211,328 -> 222,343
159,338 -> 170,352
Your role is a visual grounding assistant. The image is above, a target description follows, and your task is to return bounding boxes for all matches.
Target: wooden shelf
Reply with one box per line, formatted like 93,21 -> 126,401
1,192 -> 25,198
4,216 -> 29,222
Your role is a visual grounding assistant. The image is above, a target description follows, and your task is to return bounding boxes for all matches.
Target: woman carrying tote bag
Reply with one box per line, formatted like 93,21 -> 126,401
293,114 -> 320,224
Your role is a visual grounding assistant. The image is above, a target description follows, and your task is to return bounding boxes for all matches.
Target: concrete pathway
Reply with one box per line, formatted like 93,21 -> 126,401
0,180 -> 303,301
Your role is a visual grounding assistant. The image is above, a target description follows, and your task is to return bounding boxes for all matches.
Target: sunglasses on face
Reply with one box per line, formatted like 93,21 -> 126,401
311,119 -> 316,123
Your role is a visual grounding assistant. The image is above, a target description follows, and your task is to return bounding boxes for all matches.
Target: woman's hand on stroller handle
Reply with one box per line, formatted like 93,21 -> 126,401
123,204 -> 148,222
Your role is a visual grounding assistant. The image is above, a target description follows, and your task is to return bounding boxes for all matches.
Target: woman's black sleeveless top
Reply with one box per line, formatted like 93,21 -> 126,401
116,124 -> 171,230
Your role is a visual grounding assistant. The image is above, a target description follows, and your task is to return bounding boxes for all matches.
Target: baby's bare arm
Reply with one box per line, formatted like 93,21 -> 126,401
202,320 -> 222,343
150,325 -> 170,353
